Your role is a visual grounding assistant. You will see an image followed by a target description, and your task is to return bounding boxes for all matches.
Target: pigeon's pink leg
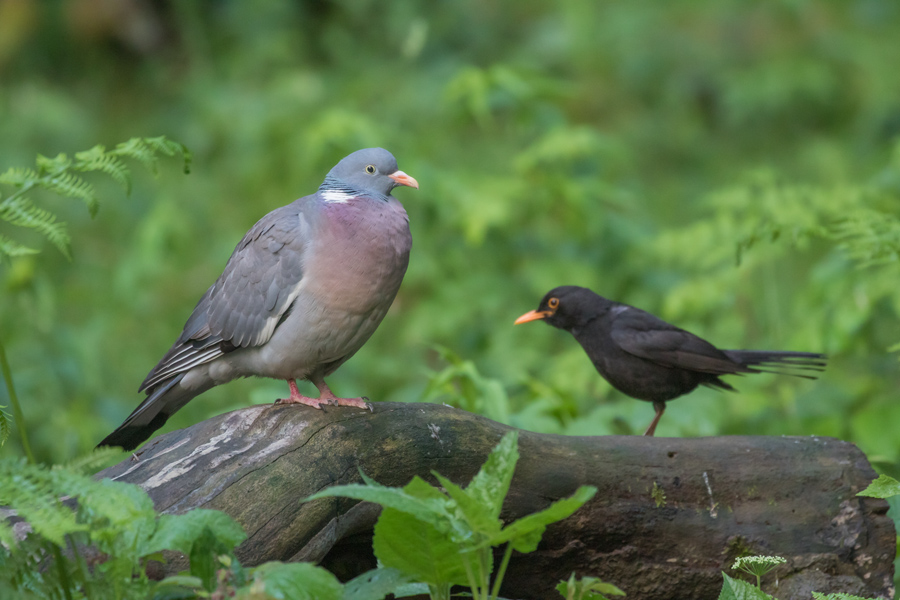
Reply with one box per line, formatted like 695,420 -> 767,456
312,375 -> 373,411
275,379 -> 330,408
274,378 -> 373,412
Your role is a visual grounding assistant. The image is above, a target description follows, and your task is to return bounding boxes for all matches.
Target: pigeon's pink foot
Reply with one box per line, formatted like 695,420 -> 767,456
318,389 -> 372,411
313,376 -> 374,412
275,379 -> 329,409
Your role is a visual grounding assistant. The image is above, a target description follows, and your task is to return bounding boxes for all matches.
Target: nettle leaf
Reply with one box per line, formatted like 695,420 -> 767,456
145,508 -> 246,557
342,567 -> 413,600
811,593 -> 873,600
305,478 -> 451,533
373,479 -> 469,587
248,561 -> 342,600
857,474 -> 900,499
718,573 -> 775,600
556,572 -> 626,600
432,472 -> 501,542
497,485 -> 597,553
465,431 -> 519,521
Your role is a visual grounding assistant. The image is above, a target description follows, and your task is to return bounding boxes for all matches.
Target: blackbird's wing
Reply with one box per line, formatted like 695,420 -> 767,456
609,307 -> 744,375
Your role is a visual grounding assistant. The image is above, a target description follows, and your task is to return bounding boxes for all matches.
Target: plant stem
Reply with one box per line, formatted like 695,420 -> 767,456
51,543 -> 75,600
489,543 -> 514,600
0,338 -> 35,463
463,554 -> 481,599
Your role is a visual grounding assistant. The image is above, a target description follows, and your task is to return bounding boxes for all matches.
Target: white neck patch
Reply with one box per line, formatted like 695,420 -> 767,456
321,189 -> 354,204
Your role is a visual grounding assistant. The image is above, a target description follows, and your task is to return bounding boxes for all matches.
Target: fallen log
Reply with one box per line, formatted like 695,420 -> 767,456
97,402 -> 895,600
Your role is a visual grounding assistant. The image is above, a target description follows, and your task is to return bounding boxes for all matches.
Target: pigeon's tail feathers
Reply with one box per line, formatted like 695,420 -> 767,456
723,350 -> 828,379
97,374 -> 207,451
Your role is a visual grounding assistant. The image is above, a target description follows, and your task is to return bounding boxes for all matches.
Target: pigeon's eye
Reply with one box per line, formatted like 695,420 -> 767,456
548,297 -> 559,309
365,164 -> 376,174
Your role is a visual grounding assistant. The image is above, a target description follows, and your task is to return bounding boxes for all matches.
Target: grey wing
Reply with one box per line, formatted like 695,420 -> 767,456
139,202 -> 311,392
609,308 -> 741,374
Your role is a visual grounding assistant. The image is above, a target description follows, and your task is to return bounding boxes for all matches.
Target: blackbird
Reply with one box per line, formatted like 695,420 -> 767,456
514,286 -> 826,436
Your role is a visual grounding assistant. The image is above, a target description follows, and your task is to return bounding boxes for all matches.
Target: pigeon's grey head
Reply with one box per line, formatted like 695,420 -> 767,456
323,148 -> 419,197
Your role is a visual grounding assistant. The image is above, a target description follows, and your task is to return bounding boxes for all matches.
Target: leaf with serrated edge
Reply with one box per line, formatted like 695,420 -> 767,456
305,479 -> 451,533
718,573 -> 776,600
495,486 -> 597,553
144,508 -> 246,556
342,567 -> 413,600
251,561 -> 343,600
858,473 -> 900,499
465,431 -> 519,521
373,485 -> 469,587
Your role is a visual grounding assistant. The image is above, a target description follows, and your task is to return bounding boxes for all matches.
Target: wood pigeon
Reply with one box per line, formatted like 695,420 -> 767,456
99,148 -> 418,450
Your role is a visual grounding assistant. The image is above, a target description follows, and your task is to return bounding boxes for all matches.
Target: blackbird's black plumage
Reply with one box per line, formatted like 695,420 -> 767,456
515,286 -> 827,436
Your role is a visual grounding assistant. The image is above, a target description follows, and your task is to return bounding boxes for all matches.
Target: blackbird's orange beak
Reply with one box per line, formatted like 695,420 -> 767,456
389,170 -> 419,189
514,309 -> 552,325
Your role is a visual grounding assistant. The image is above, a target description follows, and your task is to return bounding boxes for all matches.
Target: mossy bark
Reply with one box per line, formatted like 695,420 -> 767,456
97,402 -> 896,600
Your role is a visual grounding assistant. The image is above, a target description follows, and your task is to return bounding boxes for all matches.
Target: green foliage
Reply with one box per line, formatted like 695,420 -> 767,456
307,431 -> 598,600
0,136 -> 190,260
556,573 -> 626,600
2,1 -> 900,593
718,573 -> 774,600
0,457 -> 408,600
811,593 -> 874,600
858,473 -> 900,499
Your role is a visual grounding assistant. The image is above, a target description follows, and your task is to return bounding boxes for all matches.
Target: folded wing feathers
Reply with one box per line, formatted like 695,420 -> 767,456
139,205 -> 308,395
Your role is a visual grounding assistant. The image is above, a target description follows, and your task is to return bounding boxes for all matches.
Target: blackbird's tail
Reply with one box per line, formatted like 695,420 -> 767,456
723,350 -> 827,380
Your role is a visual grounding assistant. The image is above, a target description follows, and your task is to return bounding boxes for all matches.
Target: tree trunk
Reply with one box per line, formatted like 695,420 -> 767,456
97,402 -> 895,600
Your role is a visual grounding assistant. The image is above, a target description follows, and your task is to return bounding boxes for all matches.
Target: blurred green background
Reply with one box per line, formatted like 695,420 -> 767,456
1,0 -> 899,491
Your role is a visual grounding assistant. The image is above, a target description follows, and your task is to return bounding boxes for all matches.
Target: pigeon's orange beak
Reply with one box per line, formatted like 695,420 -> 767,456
514,309 -> 552,325
389,170 -> 419,189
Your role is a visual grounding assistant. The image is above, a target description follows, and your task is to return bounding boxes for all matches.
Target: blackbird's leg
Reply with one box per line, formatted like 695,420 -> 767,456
643,401 -> 666,436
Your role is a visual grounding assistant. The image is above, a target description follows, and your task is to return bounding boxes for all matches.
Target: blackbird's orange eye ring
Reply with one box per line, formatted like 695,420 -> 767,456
548,297 -> 559,309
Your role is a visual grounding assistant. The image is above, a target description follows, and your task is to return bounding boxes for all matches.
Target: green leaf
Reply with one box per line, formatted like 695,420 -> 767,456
342,567 -> 413,600
556,572 -> 626,600
305,479 -> 451,533
249,561 -> 343,600
432,471 -> 502,542
811,593 -> 873,600
372,477 -> 469,586
144,508 -> 246,556
718,573 -> 775,600
74,145 -> 132,194
496,485 -> 597,552
465,431 -> 519,521
0,234 -> 39,258
857,474 -> 900,499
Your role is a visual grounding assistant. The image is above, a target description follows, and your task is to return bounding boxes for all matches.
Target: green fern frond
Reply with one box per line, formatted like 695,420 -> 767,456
830,209 -> 900,267
110,138 -> 161,175
0,458 -> 89,547
0,197 -> 71,258
74,146 -> 132,194
0,167 -> 40,188
0,136 -> 189,262
0,233 -> 39,258
59,447 -> 129,476
40,171 -> 99,216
